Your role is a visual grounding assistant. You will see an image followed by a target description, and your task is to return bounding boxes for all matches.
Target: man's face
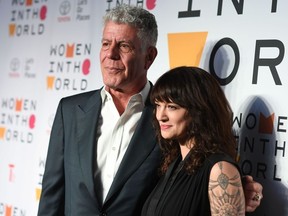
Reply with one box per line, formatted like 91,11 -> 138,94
100,21 -> 148,94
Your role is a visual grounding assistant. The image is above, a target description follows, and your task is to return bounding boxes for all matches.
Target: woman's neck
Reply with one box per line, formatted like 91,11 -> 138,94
179,139 -> 194,160
179,145 -> 191,160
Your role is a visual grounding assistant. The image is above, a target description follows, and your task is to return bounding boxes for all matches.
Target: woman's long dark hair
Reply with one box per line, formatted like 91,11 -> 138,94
150,66 -> 237,175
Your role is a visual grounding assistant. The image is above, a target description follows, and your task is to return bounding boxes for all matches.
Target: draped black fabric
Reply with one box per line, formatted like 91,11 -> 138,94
141,153 -> 238,216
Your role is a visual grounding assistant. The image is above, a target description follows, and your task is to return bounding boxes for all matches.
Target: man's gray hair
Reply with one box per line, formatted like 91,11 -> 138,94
103,4 -> 158,49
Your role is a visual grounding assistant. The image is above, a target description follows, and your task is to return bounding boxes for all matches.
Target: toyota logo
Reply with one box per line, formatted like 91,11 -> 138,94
59,0 -> 71,16
10,58 -> 20,72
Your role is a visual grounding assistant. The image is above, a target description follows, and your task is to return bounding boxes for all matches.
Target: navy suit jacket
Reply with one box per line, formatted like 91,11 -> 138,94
37,88 -> 161,216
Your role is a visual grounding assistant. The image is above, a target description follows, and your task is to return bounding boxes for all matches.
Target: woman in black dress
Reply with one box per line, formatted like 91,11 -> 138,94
142,66 -> 245,216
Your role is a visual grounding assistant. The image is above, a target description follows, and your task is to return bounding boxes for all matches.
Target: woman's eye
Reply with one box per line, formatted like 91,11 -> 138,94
167,105 -> 177,110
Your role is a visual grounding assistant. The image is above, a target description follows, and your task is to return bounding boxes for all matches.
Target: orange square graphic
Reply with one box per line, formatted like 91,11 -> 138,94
47,76 -> 55,89
36,188 -> 42,201
0,127 -> 6,139
259,113 -> 274,134
26,0 -> 32,6
66,44 -> 75,58
168,32 -> 208,69
15,99 -> 22,111
5,205 -> 12,216
9,24 -> 16,36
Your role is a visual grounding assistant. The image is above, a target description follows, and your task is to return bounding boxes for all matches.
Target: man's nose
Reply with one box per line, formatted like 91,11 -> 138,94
106,43 -> 120,60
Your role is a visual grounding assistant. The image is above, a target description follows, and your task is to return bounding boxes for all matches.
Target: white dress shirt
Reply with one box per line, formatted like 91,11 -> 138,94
94,82 -> 150,203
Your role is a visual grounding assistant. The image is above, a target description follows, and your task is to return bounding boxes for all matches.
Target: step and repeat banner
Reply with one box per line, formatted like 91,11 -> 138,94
0,0 -> 287,215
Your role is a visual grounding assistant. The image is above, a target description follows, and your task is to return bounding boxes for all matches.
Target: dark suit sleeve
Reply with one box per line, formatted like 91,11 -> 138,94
37,100 -> 65,216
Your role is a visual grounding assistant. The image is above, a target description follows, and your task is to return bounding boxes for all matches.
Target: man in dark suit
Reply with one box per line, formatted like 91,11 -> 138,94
38,4 -> 262,216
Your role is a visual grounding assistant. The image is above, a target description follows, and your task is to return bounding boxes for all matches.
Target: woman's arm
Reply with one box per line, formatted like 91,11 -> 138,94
208,161 -> 245,216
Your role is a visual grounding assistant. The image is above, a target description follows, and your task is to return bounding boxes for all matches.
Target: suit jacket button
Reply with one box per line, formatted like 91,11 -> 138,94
100,212 -> 107,216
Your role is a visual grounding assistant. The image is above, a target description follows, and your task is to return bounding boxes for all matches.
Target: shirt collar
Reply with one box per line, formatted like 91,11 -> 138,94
100,81 -> 150,105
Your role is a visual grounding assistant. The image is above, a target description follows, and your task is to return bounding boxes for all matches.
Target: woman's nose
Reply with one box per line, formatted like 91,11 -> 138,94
156,108 -> 167,121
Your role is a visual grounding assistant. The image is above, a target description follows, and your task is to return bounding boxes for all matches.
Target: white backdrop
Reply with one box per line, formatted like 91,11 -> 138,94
0,0 -> 287,215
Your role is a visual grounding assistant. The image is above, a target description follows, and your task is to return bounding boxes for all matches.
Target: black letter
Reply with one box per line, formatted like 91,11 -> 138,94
256,163 -> 266,179
271,0 -> 277,13
217,0 -> 244,15
277,116 -> 287,132
232,112 -> 242,128
241,160 -> 252,175
273,164 -> 281,181
253,40 -> 284,85
178,0 -> 201,18
209,38 -> 240,85
275,140 -> 285,157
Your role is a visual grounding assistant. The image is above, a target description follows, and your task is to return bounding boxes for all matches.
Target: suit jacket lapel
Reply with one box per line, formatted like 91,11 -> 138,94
76,90 -> 102,206
105,103 -> 157,202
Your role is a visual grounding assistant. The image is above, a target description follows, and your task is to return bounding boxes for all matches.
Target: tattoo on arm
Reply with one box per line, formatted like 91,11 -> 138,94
208,162 -> 245,216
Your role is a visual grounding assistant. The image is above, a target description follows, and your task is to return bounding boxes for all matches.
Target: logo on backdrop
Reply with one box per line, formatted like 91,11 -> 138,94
9,58 -> 21,78
0,98 -> 37,144
0,203 -> 26,216
57,0 -> 91,22
35,113 -> 54,201
9,57 -> 36,79
9,0 -> 48,37
178,0 -> 278,18
36,157 -> 46,201
8,164 -> 16,183
105,0 -> 157,11
167,33 -> 287,183
168,33 -> 284,86
47,42 -> 91,91
233,103 -> 287,183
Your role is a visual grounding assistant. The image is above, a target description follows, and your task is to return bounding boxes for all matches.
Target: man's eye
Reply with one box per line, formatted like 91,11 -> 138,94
120,43 -> 129,48
102,42 -> 110,50
119,43 -> 132,53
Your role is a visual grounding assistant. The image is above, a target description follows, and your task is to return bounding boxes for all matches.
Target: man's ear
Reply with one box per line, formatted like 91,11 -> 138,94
144,46 -> 158,70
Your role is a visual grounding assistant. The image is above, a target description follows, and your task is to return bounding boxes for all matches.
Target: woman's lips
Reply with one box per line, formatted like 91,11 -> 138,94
160,124 -> 171,130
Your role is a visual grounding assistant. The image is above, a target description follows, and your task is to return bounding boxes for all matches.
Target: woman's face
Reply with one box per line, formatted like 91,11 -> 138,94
155,100 -> 189,141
